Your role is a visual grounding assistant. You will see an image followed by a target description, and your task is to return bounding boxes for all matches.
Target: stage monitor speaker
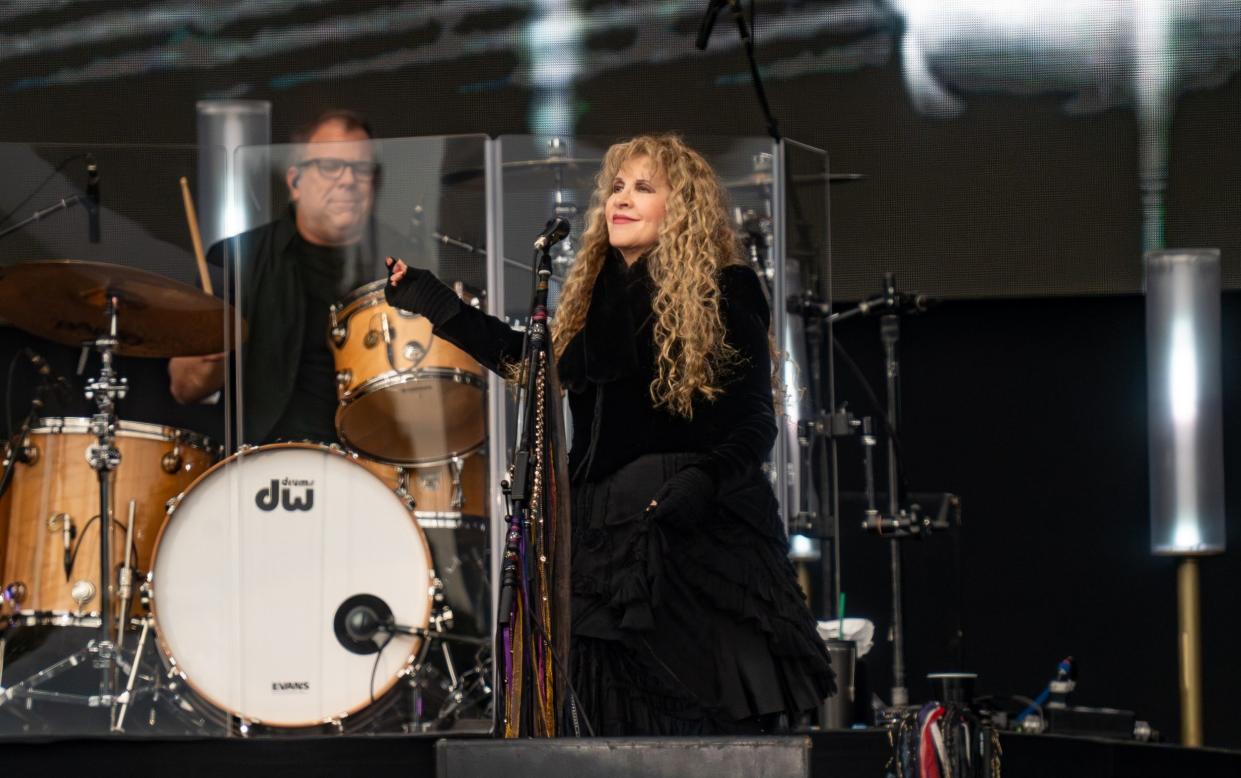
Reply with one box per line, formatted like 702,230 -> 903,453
436,736 -> 811,778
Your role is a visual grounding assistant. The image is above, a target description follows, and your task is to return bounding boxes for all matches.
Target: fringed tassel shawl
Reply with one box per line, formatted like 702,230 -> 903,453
499,351 -> 573,737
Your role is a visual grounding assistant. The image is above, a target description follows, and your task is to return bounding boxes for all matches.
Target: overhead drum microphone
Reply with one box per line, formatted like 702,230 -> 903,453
85,154 -> 100,244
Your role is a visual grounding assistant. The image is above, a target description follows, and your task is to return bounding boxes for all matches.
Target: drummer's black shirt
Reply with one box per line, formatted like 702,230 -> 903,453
265,233 -> 357,445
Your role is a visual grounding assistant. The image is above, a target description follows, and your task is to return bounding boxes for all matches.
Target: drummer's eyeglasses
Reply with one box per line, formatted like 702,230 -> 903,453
297,157 -> 379,181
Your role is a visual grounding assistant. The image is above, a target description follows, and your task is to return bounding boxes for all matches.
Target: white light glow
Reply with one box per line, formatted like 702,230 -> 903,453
782,354 -> 801,423
221,202 -> 247,241
1173,522 -> 1202,551
1168,318 -> 1198,424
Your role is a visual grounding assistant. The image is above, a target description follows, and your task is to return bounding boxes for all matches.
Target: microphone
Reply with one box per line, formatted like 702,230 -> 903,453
695,0 -> 748,51
695,0 -> 728,50
86,154 -> 100,244
333,593 -> 395,655
346,605 -> 394,642
532,217 -> 571,251
857,292 -> 937,316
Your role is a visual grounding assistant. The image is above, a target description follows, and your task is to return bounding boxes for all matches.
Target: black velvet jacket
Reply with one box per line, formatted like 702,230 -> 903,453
425,250 -> 777,485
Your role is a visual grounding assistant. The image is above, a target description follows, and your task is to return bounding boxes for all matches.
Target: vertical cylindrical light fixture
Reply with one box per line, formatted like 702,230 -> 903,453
1144,248 -> 1225,747
196,100 -> 271,249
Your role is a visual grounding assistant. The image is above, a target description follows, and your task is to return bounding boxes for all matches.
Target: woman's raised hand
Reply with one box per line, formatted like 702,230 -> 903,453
386,256 -> 408,286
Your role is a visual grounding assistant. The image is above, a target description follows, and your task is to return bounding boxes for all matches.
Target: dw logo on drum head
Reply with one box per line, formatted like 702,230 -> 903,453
254,478 -> 316,512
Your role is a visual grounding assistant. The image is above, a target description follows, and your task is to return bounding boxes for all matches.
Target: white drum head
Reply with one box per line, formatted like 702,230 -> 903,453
151,444 -> 434,727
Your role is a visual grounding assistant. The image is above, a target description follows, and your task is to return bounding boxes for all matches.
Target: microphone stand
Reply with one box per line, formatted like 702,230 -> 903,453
804,273 -> 960,711
497,243 -> 553,627
495,235 -> 566,736
0,195 -> 86,242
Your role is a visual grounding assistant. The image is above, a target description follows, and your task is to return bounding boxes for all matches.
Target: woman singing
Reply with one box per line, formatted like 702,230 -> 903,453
385,134 -> 833,735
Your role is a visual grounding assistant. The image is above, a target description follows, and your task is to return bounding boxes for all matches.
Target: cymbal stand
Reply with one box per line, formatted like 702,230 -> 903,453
0,297 -> 132,722
84,295 -> 127,701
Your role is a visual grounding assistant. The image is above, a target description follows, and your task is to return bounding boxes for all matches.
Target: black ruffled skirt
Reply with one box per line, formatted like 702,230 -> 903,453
568,453 -> 835,736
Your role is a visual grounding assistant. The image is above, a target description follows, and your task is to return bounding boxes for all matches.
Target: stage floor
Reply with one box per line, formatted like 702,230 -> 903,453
3,730 -> 1240,778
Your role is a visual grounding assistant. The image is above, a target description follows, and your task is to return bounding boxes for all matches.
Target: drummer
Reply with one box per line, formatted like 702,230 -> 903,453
170,109 -> 409,445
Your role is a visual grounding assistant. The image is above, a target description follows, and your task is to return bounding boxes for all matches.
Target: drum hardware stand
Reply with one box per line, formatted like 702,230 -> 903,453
399,604 -> 494,731
0,297 -> 136,725
83,295 -> 127,704
803,272 -> 949,710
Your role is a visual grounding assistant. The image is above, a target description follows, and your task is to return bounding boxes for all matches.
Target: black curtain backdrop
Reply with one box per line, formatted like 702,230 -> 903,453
1,0 -> 1239,747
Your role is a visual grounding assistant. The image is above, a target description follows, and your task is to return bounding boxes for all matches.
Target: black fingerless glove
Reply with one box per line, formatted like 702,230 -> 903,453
384,262 -> 461,327
649,466 -> 717,529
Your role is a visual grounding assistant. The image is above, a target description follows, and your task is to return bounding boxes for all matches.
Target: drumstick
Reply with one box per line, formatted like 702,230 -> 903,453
179,176 -> 212,295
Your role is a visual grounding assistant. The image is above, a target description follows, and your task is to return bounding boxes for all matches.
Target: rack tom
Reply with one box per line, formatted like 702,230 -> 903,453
329,279 -> 487,466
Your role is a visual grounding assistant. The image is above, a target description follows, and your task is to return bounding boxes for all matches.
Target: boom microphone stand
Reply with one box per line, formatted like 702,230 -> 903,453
814,273 -> 955,709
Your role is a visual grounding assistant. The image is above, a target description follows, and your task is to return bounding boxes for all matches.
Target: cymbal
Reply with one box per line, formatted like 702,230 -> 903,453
0,260 -> 245,357
723,171 -> 867,190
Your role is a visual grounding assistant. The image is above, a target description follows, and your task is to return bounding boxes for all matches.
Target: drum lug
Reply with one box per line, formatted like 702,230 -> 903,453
392,467 -> 417,511
139,577 -> 153,612
329,303 -> 348,346
162,438 -> 184,473
14,440 -> 39,465
336,369 -> 352,393
402,341 -> 426,365
2,581 -> 28,610
430,603 -> 454,632
449,457 -> 464,510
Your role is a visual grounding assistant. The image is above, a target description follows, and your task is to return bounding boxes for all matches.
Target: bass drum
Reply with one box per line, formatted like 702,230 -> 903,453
150,443 -> 435,729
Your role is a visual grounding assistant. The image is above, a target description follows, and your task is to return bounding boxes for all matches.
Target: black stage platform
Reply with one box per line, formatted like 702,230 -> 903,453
4,730 -> 1241,777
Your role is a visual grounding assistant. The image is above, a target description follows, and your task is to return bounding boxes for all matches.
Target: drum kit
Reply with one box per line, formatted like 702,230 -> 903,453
0,259 -> 492,735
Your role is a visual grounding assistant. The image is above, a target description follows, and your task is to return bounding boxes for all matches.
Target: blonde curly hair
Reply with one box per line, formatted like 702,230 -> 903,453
551,134 -> 743,418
